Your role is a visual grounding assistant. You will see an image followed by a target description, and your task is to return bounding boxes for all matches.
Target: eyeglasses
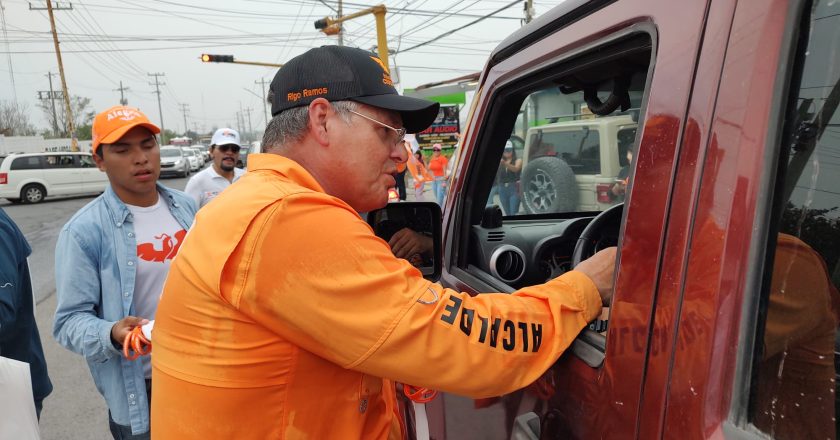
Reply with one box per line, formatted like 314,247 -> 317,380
348,109 -> 406,146
217,145 -> 241,154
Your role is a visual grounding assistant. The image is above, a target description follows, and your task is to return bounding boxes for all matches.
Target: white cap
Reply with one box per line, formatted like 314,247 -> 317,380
211,128 -> 241,147
504,140 -> 514,150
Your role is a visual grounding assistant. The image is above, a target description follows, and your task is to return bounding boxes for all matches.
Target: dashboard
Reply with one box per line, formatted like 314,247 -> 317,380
469,212 -> 622,290
469,217 -> 592,289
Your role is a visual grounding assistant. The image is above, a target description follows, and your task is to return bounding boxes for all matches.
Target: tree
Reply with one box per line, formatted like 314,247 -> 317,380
76,124 -> 93,141
162,129 -> 178,145
36,95 -> 95,138
0,100 -> 37,136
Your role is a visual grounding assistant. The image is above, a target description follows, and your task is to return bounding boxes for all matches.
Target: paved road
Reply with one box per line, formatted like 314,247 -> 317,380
2,173 -> 191,439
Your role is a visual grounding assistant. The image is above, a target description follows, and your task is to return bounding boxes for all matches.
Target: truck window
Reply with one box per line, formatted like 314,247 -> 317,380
750,1 -> 840,438
488,83 -> 644,216
460,32 -> 653,302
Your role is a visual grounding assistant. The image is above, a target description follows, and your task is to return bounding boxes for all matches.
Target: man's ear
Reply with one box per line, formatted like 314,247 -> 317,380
93,148 -> 107,172
308,98 -> 332,147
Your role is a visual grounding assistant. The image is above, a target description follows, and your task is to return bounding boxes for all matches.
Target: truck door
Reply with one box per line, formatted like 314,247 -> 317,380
657,1 -> 840,438
427,0 -> 715,438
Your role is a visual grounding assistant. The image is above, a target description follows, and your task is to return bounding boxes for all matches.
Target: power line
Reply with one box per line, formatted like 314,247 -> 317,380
54,12 -> 144,84
398,0 -> 519,54
76,2 -> 149,75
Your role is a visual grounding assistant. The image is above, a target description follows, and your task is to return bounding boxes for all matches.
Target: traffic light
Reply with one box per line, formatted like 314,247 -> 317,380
314,18 -> 329,30
314,18 -> 341,35
200,54 -> 234,63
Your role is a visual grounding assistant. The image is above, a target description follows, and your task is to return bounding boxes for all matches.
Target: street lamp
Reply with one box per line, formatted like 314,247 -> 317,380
314,4 -> 390,73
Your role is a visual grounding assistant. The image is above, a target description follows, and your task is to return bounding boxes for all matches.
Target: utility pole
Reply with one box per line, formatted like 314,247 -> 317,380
234,111 -> 243,139
31,0 -> 77,150
238,102 -> 245,141
255,78 -> 270,127
0,0 -> 18,103
178,103 -> 190,135
244,107 -> 253,143
337,0 -> 344,46
44,72 -> 59,136
524,0 -> 534,24
114,81 -> 129,106
148,72 -> 166,143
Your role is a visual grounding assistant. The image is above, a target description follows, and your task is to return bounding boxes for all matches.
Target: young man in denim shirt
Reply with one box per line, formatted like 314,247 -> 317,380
0,207 -> 52,419
53,106 -> 197,439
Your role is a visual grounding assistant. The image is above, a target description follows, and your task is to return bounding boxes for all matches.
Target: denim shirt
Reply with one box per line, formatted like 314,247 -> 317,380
53,183 -> 196,435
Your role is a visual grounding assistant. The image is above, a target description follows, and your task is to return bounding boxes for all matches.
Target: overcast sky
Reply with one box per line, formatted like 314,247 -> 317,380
1,0 -> 559,136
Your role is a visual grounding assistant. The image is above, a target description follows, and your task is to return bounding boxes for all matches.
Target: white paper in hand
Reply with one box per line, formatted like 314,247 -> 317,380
0,356 -> 41,439
141,320 -> 155,341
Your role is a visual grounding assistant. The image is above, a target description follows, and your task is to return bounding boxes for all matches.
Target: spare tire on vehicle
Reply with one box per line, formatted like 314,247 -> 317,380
520,156 -> 577,214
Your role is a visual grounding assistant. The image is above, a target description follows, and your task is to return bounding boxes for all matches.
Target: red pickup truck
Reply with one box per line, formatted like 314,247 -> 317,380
401,0 -> 840,438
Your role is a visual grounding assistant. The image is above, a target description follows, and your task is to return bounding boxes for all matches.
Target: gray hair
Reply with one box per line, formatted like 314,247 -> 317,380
262,100 -> 357,151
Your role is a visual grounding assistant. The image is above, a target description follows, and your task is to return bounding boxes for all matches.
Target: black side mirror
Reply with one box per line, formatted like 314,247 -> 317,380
366,202 -> 443,281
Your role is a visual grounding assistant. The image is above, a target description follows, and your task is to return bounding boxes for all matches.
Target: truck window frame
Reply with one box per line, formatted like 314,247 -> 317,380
446,25 -> 657,366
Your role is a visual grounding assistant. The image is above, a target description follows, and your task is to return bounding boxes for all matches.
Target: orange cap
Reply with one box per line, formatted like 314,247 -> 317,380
92,106 -> 160,154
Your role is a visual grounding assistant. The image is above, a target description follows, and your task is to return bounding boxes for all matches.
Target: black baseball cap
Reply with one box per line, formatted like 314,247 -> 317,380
269,45 -> 440,133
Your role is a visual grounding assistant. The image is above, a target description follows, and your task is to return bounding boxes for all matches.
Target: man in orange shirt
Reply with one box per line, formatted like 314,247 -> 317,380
151,46 -> 617,439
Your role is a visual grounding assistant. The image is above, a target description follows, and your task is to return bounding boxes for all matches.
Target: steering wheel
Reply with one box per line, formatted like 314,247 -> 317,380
572,202 -> 624,267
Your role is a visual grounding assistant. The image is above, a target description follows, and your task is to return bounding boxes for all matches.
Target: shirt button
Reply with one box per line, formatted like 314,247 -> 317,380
127,261 -> 134,266
116,222 -> 122,227
128,232 -> 134,238
129,393 -> 135,399
124,292 -> 130,298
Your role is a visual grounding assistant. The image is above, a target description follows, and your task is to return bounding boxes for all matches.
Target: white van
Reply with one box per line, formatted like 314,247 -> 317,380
0,152 -> 108,203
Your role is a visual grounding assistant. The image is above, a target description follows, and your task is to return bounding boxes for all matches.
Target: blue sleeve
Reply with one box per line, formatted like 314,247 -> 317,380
52,227 -> 121,362
0,210 -> 29,341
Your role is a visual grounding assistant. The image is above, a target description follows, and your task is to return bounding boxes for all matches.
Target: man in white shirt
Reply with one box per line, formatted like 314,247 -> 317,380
184,128 -> 246,208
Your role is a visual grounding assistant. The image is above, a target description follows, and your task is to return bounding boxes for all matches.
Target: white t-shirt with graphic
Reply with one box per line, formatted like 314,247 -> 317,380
184,166 -> 245,208
126,196 -> 185,377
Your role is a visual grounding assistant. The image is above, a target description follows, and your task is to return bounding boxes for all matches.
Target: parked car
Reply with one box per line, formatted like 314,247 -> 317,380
391,0 -> 840,439
0,152 -> 107,203
520,114 -> 637,213
192,144 -> 210,162
238,141 -> 261,169
181,147 -> 200,171
190,147 -> 206,167
159,146 -> 190,178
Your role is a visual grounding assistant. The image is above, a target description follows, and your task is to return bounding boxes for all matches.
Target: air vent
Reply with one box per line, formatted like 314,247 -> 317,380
489,245 -> 526,284
487,231 -> 506,242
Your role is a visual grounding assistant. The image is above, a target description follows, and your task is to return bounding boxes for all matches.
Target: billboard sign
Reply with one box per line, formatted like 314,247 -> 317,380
416,104 -> 460,149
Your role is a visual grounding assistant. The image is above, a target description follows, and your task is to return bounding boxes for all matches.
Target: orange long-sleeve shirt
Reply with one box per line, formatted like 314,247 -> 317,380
151,153 -> 601,439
